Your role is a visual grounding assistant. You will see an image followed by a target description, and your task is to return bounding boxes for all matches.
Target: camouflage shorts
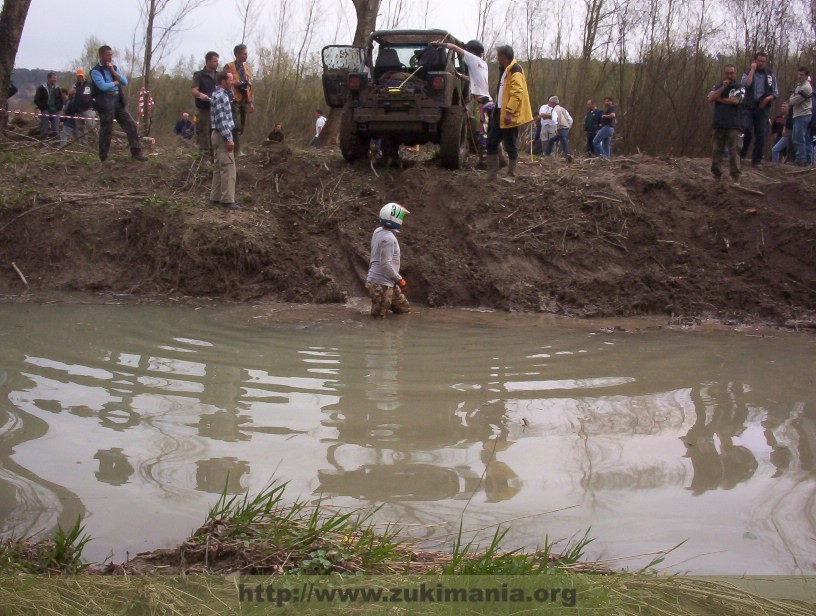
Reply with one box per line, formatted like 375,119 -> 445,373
366,282 -> 410,317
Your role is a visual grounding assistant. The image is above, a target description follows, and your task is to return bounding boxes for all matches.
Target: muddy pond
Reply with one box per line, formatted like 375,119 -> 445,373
0,299 -> 814,575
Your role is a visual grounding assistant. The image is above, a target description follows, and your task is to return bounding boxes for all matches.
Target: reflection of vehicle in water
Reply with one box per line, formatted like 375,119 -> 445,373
317,327 -> 521,505
319,464 -> 462,501
321,30 -> 471,169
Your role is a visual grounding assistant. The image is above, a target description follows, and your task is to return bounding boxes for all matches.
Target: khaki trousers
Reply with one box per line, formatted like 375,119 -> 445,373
210,131 -> 236,204
711,128 -> 741,180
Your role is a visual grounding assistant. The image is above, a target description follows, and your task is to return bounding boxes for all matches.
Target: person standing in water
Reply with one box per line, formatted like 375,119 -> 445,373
366,203 -> 411,318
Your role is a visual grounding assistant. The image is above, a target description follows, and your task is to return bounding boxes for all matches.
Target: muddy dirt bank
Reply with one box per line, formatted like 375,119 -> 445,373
0,144 -> 814,325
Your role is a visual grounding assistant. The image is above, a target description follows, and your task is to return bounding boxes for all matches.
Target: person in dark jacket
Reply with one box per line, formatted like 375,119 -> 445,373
72,68 -> 96,145
267,123 -> 284,143
583,99 -> 603,155
708,64 -> 745,183
34,71 -> 63,139
174,112 -> 194,140
191,51 -> 219,157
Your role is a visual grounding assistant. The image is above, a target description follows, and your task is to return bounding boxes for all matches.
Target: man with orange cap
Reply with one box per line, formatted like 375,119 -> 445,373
72,69 -> 96,145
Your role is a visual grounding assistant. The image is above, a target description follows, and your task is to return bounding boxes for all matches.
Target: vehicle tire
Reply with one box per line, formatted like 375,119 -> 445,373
439,107 -> 468,169
339,106 -> 370,162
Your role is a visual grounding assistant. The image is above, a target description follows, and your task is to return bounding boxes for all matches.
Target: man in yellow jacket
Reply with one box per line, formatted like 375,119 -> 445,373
486,45 -> 533,180
225,44 -> 254,156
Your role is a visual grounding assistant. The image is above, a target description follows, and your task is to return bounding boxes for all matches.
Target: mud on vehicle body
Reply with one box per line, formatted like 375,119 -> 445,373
322,29 -> 471,169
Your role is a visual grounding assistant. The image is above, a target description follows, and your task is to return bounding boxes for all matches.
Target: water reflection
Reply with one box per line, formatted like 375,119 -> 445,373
94,448 -> 135,486
317,325 -> 518,505
682,384 -> 758,495
0,303 -> 813,574
196,458 -> 250,494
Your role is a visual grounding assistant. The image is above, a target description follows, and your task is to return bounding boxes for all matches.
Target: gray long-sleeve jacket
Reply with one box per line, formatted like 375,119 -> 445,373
367,227 -> 402,286
790,80 -> 813,118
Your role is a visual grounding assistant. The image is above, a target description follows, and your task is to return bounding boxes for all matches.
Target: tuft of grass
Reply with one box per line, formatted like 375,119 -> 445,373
442,523 -> 594,575
195,481 -> 406,575
0,517 -> 91,574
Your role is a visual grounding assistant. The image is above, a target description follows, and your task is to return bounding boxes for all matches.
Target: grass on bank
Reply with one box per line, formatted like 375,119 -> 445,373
191,481 -> 592,575
0,482 -> 813,615
0,517 -> 91,575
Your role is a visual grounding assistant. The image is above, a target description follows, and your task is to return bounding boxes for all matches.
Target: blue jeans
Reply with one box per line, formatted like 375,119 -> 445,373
771,136 -> 788,163
808,126 -> 814,165
39,112 -> 59,138
546,128 -> 571,156
593,126 -> 614,159
792,114 -> 811,163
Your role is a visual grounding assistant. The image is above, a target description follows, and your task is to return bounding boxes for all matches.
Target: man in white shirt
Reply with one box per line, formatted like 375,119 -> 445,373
310,109 -> 326,146
539,98 -> 558,148
437,39 -> 491,101
545,95 -> 574,162
436,38 -> 492,165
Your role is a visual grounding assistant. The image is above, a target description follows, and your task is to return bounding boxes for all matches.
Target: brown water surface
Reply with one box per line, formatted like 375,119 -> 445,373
0,300 -> 814,574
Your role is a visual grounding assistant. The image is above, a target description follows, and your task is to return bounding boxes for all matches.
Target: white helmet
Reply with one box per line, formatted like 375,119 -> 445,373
379,202 -> 410,229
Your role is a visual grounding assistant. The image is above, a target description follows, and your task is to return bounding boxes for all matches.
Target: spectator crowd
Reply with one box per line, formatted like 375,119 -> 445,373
2,40 -> 811,200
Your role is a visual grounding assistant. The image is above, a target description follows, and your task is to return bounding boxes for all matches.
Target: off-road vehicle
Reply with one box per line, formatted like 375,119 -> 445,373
321,29 -> 471,169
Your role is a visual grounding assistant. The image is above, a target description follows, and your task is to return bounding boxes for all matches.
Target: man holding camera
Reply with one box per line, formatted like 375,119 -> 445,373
225,44 -> 254,156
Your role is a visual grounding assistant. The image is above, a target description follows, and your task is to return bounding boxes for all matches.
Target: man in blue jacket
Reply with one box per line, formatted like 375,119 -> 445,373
90,45 -> 147,162
740,52 -> 779,166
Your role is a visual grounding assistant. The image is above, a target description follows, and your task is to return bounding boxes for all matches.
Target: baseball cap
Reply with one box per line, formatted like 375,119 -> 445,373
75,69 -> 85,77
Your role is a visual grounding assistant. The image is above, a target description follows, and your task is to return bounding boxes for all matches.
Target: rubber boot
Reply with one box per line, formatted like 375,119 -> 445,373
486,154 -> 499,180
508,158 -> 517,177
131,148 -> 148,161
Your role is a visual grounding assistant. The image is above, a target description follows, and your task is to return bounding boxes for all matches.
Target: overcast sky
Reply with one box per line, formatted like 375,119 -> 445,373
14,0 -> 485,71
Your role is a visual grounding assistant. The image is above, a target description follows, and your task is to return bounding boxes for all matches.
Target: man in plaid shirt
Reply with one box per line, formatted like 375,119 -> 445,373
210,70 -> 239,210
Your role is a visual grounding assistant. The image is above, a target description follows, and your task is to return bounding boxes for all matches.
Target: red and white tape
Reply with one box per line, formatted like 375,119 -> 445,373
1,108 -> 100,123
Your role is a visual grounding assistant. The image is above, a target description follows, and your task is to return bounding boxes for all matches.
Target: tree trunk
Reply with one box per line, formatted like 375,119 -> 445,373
351,0 -> 381,46
141,0 -> 156,136
0,0 -> 32,135
316,0 -> 381,146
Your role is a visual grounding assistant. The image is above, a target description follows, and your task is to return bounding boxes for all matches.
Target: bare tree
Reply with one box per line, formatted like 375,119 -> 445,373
421,0 -> 433,28
0,0 -> 32,130
294,0 -> 322,88
236,0 -> 261,44
137,0 -> 212,135
352,0 -> 383,47
727,0 -> 792,60
520,0 -> 544,83
70,36 -> 106,73
475,0 -> 500,61
382,0 -> 407,30
317,0 -> 383,145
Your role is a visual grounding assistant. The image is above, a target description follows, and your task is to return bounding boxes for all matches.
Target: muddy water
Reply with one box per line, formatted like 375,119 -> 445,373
0,300 -> 814,575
